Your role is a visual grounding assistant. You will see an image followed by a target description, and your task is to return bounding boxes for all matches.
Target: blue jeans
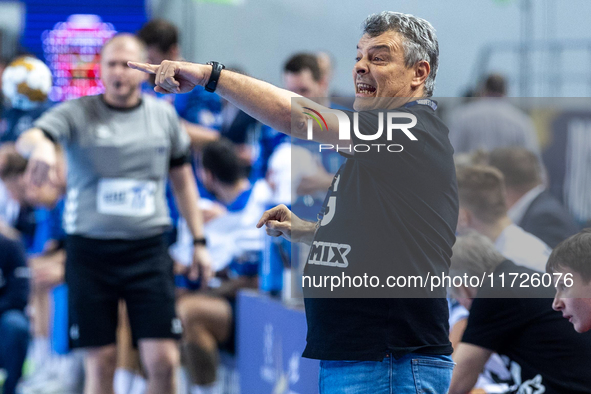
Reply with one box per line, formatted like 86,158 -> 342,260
319,353 -> 455,394
0,310 -> 30,394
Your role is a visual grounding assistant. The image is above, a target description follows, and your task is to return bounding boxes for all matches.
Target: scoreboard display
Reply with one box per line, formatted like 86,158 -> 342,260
21,0 -> 146,101
43,15 -> 116,102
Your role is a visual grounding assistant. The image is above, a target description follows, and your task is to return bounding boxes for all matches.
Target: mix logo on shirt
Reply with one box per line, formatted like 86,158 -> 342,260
308,241 -> 351,268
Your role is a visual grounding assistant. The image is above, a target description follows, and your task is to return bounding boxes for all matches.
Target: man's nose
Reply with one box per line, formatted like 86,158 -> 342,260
552,296 -> 563,311
354,59 -> 368,75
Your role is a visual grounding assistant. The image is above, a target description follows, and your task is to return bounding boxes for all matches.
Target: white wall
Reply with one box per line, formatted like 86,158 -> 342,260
0,1 -> 25,58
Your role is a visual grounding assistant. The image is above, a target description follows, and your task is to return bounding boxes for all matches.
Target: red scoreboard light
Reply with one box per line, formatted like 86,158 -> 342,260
42,14 -> 117,102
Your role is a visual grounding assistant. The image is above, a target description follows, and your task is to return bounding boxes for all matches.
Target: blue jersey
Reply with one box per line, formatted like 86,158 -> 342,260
250,125 -> 289,182
27,199 -> 65,254
0,102 -> 53,143
141,83 -> 222,129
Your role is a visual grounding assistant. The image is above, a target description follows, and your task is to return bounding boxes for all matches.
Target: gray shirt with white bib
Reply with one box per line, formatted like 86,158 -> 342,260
35,94 -> 190,239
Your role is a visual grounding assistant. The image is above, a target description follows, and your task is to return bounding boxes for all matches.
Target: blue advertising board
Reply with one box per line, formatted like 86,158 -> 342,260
237,291 -> 319,394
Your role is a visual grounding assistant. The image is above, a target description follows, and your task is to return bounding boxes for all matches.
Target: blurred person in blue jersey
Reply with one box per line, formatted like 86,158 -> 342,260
0,143 -> 82,394
137,19 -> 223,244
171,139 -> 270,394
0,233 -> 30,394
137,19 -> 222,150
0,56 -> 54,252
282,53 -> 346,220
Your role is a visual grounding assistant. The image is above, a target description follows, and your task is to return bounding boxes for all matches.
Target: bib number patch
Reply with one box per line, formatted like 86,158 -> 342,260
97,179 -> 156,217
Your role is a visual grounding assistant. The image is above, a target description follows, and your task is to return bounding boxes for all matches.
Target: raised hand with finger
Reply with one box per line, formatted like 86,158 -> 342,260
127,60 -> 211,94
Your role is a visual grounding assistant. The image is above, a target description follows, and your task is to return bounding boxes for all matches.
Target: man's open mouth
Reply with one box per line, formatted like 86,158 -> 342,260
356,82 -> 376,96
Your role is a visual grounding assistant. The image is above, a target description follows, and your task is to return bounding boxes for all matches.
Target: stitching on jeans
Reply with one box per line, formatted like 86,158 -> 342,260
412,358 -> 455,368
412,359 -> 422,393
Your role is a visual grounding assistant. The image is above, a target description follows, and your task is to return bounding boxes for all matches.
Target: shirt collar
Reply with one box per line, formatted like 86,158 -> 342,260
507,184 -> 546,224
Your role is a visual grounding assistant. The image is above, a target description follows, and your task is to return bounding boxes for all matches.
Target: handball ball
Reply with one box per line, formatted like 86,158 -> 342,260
2,56 -> 52,110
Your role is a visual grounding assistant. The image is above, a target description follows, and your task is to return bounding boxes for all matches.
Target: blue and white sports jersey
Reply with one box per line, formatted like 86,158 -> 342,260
170,179 -> 271,274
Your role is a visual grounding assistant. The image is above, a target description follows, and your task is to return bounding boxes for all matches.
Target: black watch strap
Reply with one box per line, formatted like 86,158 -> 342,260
205,61 -> 225,92
193,237 -> 207,246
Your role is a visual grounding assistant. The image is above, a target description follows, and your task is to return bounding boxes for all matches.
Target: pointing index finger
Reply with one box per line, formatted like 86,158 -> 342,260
127,61 -> 158,74
256,211 -> 270,228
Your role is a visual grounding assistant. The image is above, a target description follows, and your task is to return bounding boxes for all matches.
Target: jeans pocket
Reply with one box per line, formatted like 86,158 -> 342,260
411,355 -> 455,394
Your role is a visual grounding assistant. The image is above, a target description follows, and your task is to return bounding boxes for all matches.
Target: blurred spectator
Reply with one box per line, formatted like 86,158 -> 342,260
488,147 -> 579,248
0,234 -> 30,394
137,19 -> 222,150
542,112 -> 591,228
0,143 -> 64,209
0,144 -> 40,251
448,73 -> 540,155
217,67 -> 263,178
173,139 -> 270,392
546,229 -> 591,333
447,300 -> 513,394
0,56 -> 8,104
283,53 -> 328,101
316,51 -> 333,93
0,143 -> 82,393
456,165 -> 551,272
281,52 -> 346,220
449,231 -> 591,394
248,52 -> 332,183
0,56 -> 54,250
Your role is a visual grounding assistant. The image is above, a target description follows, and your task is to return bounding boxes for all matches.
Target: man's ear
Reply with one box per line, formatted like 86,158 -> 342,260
411,60 -> 430,90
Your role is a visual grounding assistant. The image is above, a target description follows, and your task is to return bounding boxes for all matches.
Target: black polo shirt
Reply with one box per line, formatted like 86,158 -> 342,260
302,101 -> 458,361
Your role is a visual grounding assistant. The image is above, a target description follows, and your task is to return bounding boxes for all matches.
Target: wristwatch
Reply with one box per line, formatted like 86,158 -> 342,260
205,61 -> 225,92
193,237 -> 207,246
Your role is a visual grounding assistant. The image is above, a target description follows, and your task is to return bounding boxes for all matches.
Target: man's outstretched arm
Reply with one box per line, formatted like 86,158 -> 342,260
128,60 -> 344,145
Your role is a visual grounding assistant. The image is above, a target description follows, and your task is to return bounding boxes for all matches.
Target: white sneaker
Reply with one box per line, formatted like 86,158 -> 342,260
17,353 -> 83,394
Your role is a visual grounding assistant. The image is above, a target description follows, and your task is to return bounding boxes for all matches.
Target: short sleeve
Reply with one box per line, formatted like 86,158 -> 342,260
461,297 -> 527,352
33,100 -> 77,143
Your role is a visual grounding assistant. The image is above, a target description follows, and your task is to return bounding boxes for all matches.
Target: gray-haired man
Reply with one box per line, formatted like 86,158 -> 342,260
131,12 -> 457,393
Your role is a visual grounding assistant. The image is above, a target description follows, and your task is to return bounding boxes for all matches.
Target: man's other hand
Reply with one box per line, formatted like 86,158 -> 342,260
257,204 -> 317,245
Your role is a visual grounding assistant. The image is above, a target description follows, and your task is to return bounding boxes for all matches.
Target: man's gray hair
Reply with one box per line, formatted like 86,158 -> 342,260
450,231 -> 506,279
362,11 -> 439,97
